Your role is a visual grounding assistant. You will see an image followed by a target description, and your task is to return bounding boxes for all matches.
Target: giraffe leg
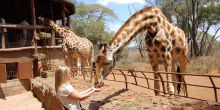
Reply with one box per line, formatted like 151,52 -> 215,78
178,56 -> 187,95
70,56 -> 76,77
171,61 -> 178,95
86,59 -> 93,83
162,53 -> 174,95
64,54 -> 69,67
76,57 -> 83,78
148,53 -> 160,95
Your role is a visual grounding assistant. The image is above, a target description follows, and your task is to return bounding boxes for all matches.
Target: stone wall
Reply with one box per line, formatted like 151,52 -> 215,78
31,79 -> 64,110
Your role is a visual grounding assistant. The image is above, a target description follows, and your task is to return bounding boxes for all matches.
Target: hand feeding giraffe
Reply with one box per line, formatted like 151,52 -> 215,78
94,6 -> 188,95
48,20 -> 94,81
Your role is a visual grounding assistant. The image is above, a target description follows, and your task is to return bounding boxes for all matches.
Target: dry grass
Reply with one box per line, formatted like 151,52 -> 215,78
188,55 -> 220,73
115,49 -> 220,74
115,49 -> 151,71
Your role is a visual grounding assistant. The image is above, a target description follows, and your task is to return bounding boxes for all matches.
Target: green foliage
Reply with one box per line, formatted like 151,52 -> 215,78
70,1 -> 117,43
71,18 -> 112,43
152,0 -> 220,56
199,4 -> 220,24
74,2 -> 118,21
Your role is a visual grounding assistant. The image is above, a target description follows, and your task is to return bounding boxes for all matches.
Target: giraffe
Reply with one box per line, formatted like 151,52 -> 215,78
48,20 -> 95,80
94,6 -> 188,95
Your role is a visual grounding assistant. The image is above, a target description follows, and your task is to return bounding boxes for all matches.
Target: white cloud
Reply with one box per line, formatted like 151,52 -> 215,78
97,0 -> 145,6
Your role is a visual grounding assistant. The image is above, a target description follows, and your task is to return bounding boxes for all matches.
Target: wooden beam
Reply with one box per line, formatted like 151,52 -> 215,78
0,46 -> 62,52
31,0 -> 38,54
62,3 -> 66,26
0,23 -> 48,30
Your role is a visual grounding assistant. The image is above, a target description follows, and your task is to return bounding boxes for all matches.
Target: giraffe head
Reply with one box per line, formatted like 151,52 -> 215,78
94,43 -> 116,87
100,43 -> 114,64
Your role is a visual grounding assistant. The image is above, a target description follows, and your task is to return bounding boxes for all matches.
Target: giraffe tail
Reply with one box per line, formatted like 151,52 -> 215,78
176,65 -> 182,94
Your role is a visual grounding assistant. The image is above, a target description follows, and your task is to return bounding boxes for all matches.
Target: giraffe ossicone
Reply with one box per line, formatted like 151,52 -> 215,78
94,6 -> 188,95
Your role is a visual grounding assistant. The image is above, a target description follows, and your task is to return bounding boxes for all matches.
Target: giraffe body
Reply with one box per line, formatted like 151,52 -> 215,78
49,20 -> 94,79
94,6 -> 188,95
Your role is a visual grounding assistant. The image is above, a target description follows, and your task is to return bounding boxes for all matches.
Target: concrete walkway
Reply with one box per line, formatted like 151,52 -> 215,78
0,91 -> 44,110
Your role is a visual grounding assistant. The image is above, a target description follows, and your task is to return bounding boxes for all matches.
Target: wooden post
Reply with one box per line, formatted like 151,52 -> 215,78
51,30 -> 55,46
62,3 -> 66,26
31,0 -> 38,54
67,16 -> 70,27
0,64 -> 7,83
1,28 -> 5,48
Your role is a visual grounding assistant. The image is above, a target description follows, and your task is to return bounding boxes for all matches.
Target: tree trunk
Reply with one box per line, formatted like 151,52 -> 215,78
191,0 -> 200,57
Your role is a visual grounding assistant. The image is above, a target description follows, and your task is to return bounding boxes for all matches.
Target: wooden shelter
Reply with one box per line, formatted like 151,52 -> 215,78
0,0 -> 75,98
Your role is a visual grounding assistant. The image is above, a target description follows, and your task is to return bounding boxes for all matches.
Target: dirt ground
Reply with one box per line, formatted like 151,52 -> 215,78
1,70 -> 220,110
36,71 -> 220,110
0,91 -> 44,110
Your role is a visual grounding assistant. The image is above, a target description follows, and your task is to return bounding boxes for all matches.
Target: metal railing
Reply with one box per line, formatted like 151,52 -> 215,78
37,64 -> 220,103
106,69 -> 220,103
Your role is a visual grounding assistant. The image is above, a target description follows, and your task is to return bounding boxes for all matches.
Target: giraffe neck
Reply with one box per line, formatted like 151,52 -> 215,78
49,20 -> 76,39
109,6 -> 166,54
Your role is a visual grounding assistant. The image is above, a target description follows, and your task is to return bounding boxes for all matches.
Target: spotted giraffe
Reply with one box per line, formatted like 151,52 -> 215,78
48,20 -> 94,80
94,6 -> 188,95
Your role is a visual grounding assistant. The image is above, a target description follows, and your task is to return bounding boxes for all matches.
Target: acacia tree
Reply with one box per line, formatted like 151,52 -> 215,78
198,4 -> 220,55
151,0 -> 220,57
71,2 -> 118,43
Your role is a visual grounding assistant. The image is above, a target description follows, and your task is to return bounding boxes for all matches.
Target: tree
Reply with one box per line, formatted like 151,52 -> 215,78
71,18 -> 113,43
198,4 -> 220,55
70,1 -> 118,43
150,0 -> 220,57
74,2 -> 118,21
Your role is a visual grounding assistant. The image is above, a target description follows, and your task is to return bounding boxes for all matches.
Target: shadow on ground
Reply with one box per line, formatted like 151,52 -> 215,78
88,88 -> 128,110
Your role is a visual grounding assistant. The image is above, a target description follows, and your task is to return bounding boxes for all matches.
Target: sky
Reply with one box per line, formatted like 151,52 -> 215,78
75,0 -> 149,32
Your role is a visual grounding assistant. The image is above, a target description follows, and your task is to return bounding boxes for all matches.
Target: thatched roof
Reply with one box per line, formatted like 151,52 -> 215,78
0,0 -> 75,24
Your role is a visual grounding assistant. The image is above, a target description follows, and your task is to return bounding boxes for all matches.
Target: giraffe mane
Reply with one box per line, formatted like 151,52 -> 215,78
110,6 -> 160,45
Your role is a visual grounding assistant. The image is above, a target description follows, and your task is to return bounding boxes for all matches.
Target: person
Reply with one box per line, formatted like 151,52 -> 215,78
20,20 -> 29,46
55,65 -> 101,110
